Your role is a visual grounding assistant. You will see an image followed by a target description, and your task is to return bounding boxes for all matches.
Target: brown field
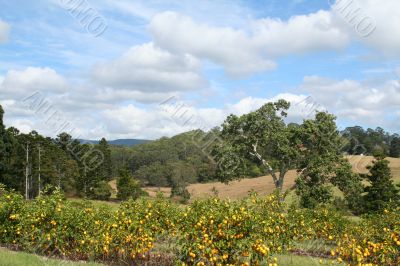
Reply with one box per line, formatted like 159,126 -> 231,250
143,155 -> 400,201
346,155 -> 400,182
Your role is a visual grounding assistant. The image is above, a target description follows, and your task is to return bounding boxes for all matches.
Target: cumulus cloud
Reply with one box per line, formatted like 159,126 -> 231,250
0,20 -> 10,43
148,1 -> 400,76
92,42 -> 207,93
300,75 -> 400,126
343,0 -> 400,57
149,12 -> 276,76
98,93 -> 313,139
3,2 -> 400,139
252,10 -> 349,56
149,11 -> 349,76
0,67 -> 68,99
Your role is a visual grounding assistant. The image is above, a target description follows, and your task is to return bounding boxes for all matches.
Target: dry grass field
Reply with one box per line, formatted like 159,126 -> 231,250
346,155 -> 400,182
143,155 -> 400,201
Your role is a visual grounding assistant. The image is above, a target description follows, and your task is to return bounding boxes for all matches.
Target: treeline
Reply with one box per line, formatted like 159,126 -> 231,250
111,129 -> 267,186
0,105 -> 114,199
109,125 -> 400,192
1,102 -> 400,206
111,130 -> 220,201
341,126 -> 400,157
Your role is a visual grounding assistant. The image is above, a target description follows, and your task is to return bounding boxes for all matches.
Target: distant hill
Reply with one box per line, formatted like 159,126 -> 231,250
79,139 -> 151,146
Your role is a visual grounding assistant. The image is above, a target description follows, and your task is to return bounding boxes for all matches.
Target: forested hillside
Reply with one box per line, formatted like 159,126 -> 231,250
0,105 -> 114,199
80,139 -> 150,146
341,126 -> 400,156
1,102 -> 399,202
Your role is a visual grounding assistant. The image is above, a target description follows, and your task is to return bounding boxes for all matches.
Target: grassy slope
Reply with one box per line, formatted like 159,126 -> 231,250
275,254 -> 344,266
0,248 -> 102,266
143,155 -> 400,201
0,247 -> 341,266
67,198 -> 119,210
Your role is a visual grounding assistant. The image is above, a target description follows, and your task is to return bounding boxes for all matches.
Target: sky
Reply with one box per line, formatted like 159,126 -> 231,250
0,0 -> 399,140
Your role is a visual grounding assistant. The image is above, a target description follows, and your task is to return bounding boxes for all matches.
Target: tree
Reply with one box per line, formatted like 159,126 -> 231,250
116,169 -> 145,200
216,101 -> 361,207
92,181 -> 112,201
3,127 -> 23,191
341,126 -> 397,156
0,105 -> 7,185
135,162 -> 172,187
169,162 -> 194,203
389,137 -> 400,158
361,156 -> 399,213
0,106 -> 16,190
97,138 -> 113,180
295,112 -> 360,208
216,100 -> 299,191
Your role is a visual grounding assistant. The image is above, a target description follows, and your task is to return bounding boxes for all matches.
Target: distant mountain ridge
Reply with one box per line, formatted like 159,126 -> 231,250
79,139 -> 151,146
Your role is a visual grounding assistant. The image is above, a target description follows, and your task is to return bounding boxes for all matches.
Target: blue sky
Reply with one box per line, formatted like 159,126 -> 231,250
0,0 -> 399,139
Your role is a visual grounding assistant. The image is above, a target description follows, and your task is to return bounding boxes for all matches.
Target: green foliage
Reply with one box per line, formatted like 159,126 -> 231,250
389,136 -> 400,158
135,162 -> 172,186
0,106 -> 103,198
170,184 -> 191,204
0,105 -> 14,190
91,181 -> 112,201
217,101 -> 361,210
0,187 -> 399,265
361,156 -> 400,213
0,186 -> 179,264
296,112 -> 362,209
97,138 -> 113,180
111,130 -> 219,187
341,126 -> 398,156
0,105 -> 115,199
116,169 -> 145,200
217,100 -> 298,190
332,161 -> 364,213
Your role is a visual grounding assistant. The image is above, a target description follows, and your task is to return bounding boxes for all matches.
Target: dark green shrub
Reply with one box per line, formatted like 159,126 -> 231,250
91,181 -> 112,201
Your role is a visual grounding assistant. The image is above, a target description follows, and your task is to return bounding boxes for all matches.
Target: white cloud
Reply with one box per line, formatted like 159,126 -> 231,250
351,0 -> 400,56
300,75 -> 400,127
0,20 -> 10,43
3,118 -> 35,133
147,1 -> 400,77
395,67 -> 400,79
3,1 -> 400,139
92,42 -> 206,93
98,93 -> 312,139
149,12 -> 276,76
149,11 -> 349,76
252,10 -> 349,56
0,67 -> 68,99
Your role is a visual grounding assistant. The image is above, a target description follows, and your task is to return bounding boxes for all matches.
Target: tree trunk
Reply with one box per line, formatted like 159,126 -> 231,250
250,142 -> 286,193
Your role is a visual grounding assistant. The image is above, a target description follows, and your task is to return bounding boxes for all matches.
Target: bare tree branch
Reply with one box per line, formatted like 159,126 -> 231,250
250,141 -> 279,187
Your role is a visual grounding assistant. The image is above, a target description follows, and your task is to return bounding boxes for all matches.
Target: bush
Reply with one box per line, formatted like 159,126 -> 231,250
0,187 -> 178,263
0,186 -> 398,265
361,156 -> 400,213
91,181 -> 112,201
116,169 -> 146,200
170,183 -> 191,204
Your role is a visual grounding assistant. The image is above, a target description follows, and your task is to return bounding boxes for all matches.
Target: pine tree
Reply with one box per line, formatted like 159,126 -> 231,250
116,169 -> 143,200
97,138 -> 112,180
362,156 -> 399,213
